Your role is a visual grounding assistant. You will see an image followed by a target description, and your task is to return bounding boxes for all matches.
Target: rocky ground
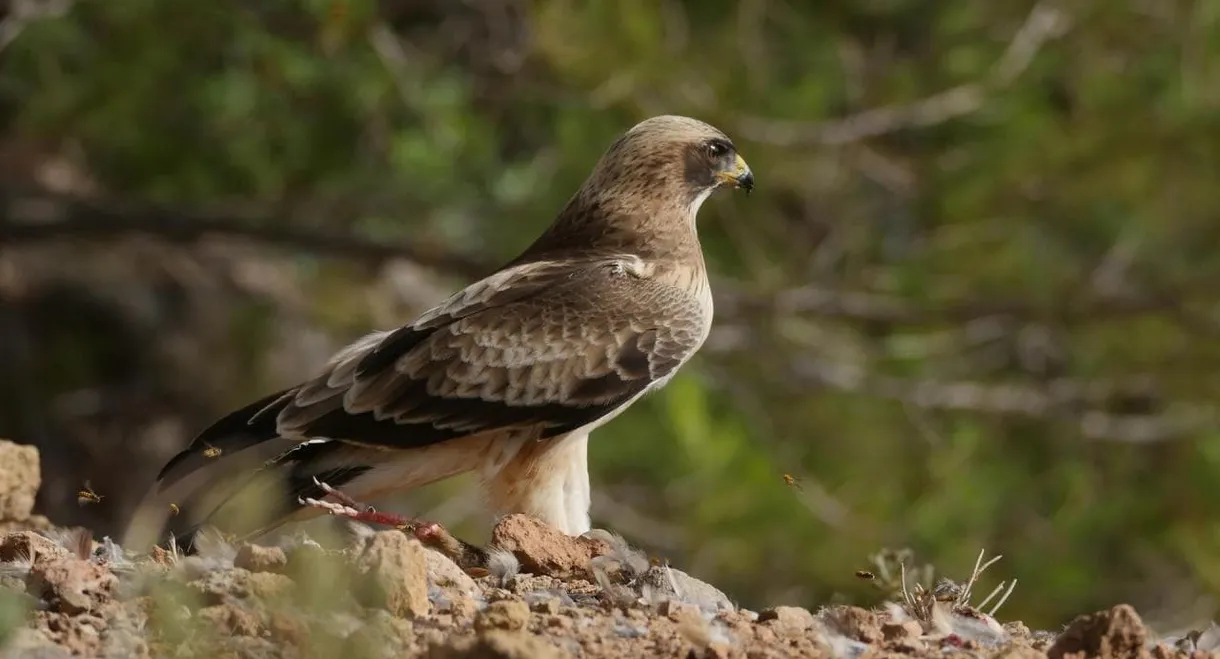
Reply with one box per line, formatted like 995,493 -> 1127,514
0,439 -> 1218,659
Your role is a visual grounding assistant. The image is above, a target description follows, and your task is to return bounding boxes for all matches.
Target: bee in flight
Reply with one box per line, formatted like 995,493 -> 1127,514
77,481 -> 103,506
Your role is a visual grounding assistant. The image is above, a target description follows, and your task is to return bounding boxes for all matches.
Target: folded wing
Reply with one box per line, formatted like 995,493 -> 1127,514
141,256 -> 705,545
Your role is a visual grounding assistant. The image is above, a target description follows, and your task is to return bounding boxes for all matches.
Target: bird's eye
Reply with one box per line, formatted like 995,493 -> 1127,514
707,140 -> 730,158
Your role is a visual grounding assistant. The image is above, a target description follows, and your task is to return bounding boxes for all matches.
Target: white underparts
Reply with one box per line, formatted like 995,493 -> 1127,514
480,431 -> 592,535
563,434 -> 592,533
686,187 -> 715,232
523,432 -> 590,535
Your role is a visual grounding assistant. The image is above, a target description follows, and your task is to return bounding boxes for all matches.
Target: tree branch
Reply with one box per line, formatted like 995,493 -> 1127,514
736,2 -> 1070,147
713,280 -> 1217,329
791,358 -> 1215,443
0,187 -> 495,279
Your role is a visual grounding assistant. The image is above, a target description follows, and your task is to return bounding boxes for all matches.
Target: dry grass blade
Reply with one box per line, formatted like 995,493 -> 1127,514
958,547 -> 1000,606
865,546 -> 1017,622
900,561 -> 913,608
986,579 -> 1018,617
976,581 -> 1008,612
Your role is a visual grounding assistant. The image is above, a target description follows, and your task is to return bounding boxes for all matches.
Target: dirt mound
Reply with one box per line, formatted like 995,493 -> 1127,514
0,439 -> 1215,659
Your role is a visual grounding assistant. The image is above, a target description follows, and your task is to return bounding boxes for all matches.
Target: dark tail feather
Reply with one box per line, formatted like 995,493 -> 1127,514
123,390 -> 290,551
161,454 -> 373,553
155,389 -> 292,490
124,400 -> 373,553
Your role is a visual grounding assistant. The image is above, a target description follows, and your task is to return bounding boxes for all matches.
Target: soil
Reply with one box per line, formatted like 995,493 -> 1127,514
0,439 -> 1216,659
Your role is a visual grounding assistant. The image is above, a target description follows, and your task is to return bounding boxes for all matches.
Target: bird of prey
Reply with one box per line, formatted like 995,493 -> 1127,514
124,115 -> 753,552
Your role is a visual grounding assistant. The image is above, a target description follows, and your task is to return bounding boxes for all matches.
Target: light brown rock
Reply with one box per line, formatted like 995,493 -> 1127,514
475,600 -> 530,632
4,627 -> 73,659
432,630 -> 563,659
640,564 -> 734,610
26,555 -> 116,615
189,567 -> 295,606
758,605 -> 815,636
428,545 -> 480,620
0,531 -> 70,563
195,604 -> 263,637
659,599 -> 702,624
233,543 -> 287,573
826,605 -> 884,643
882,619 -> 923,641
1048,604 -> 1149,659
425,546 -> 478,597
489,514 -> 611,579
995,645 -> 1050,659
0,440 -> 40,522
347,610 -> 417,658
30,610 -> 111,658
529,595 -> 561,615
247,571 -> 295,600
353,531 -> 430,619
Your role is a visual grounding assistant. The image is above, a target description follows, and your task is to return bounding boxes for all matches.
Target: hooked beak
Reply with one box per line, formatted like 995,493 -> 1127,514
717,153 -> 754,194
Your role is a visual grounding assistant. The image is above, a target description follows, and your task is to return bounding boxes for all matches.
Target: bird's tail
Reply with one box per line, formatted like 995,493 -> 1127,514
122,391 -> 371,553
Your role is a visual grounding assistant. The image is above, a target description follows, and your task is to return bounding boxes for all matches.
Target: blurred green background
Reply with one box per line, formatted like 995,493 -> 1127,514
3,0 -> 1220,631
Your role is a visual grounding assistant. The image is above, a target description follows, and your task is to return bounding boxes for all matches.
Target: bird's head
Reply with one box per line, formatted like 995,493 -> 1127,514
523,115 -> 753,262
587,115 -> 754,214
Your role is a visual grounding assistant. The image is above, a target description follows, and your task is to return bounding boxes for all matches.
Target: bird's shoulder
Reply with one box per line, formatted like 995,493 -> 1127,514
404,253 -> 709,352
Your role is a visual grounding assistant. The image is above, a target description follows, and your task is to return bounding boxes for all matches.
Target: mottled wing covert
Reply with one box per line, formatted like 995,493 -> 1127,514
157,257 -> 706,490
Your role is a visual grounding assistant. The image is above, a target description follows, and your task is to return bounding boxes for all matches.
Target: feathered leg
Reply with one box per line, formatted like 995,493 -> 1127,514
482,431 -> 592,535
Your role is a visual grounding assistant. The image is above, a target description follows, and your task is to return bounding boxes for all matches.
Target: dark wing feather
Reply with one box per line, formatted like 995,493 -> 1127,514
272,259 -> 703,448
154,389 -> 290,485
153,259 -> 576,493
295,329 -> 667,447
155,257 -> 706,493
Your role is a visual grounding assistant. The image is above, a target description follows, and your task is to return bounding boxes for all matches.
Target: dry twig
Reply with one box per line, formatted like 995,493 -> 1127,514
0,187 -> 493,278
736,2 -> 1071,146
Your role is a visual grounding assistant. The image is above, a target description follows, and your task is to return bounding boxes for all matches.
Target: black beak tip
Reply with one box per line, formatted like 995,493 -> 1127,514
738,170 -> 754,194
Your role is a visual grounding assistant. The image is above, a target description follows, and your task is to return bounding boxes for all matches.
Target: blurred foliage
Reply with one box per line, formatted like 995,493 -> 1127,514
0,586 -> 29,647
4,0 -> 1220,630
